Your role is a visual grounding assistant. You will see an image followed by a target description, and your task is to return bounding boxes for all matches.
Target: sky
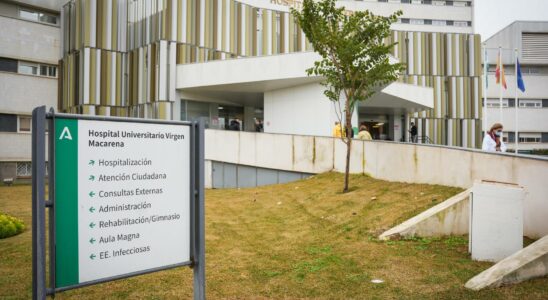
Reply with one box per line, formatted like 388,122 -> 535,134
474,0 -> 548,40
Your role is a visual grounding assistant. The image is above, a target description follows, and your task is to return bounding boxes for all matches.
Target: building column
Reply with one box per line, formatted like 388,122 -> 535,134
405,114 -> 410,143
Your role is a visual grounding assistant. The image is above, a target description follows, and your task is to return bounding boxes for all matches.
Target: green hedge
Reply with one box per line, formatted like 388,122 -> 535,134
0,213 -> 25,239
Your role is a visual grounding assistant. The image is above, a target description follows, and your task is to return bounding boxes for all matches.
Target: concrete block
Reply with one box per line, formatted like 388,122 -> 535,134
292,135 -> 315,173
311,137 -> 334,173
415,146 -> 472,188
470,181 -> 524,262
375,142 -> 416,183
465,235 -> 548,290
238,131 -> 257,166
514,159 -> 548,240
379,189 -> 470,240
363,141 -> 378,177
255,133 -> 293,171
334,139 -> 365,174
206,130 -> 240,164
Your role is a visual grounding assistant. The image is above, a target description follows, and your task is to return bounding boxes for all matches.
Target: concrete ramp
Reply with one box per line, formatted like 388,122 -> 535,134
465,235 -> 548,290
379,189 -> 470,240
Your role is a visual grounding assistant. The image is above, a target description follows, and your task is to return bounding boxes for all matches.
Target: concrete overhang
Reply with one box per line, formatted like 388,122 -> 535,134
359,81 -> 434,115
177,51 -> 432,112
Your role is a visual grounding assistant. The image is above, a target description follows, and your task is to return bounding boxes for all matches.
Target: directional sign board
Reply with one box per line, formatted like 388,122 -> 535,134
54,117 -> 191,287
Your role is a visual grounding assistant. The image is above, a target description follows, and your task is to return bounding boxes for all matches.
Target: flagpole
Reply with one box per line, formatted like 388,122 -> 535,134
483,44 -> 488,134
499,46 -> 503,125
515,48 -> 519,155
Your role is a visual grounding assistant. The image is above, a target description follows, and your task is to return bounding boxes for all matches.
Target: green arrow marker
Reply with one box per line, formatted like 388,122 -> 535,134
90,254 -> 96,260
89,191 -> 95,197
89,222 -> 96,228
89,175 -> 95,181
89,207 -> 95,213
89,160 -> 95,166
89,238 -> 96,244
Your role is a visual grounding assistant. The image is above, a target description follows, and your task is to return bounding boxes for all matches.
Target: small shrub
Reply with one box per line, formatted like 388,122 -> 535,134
0,213 -> 25,239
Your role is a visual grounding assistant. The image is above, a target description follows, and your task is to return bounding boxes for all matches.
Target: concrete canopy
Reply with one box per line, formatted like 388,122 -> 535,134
176,51 -> 433,112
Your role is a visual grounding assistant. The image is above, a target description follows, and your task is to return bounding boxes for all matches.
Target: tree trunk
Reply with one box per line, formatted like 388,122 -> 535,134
343,109 -> 352,193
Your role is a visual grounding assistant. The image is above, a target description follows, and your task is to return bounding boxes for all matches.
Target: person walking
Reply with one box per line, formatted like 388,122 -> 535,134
357,125 -> 372,140
409,122 -> 418,143
332,121 -> 344,137
482,123 -> 507,152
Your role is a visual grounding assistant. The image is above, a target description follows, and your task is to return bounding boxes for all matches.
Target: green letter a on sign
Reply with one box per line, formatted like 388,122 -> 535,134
59,126 -> 73,140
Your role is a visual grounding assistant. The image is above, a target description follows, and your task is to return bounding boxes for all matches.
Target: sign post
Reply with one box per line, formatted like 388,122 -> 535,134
32,106 -> 205,299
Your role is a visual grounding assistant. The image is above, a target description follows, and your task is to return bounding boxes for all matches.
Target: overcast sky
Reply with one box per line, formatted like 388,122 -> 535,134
474,0 -> 548,40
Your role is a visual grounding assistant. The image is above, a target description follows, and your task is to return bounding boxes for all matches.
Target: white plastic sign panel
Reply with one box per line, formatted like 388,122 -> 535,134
54,118 -> 191,288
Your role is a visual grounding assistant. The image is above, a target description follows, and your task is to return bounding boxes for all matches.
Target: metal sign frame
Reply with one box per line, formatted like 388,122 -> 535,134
31,106 -> 205,300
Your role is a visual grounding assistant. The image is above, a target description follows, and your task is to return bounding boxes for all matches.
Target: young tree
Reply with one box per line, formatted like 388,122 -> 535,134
292,0 -> 404,192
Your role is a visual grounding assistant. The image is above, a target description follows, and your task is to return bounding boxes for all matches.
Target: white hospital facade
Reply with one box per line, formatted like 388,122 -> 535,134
0,0 -> 547,181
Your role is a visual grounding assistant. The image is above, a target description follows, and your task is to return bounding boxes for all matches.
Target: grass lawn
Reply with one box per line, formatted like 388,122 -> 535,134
0,172 -> 546,299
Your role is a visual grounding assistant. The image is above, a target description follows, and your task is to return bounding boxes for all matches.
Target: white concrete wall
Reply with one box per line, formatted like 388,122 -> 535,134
0,132 -> 49,161
0,16 -> 60,64
264,83 -> 337,136
0,72 -> 58,114
204,129 -> 548,238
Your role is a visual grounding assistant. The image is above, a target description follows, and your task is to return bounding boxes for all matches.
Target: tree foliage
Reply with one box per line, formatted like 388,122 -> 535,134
293,0 -> 404,109
292,0 -> 404,192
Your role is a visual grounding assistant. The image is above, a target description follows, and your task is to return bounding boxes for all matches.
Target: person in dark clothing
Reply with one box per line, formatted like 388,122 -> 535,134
229,119 -> 241,131
409,122 -> 418,143
254,118 -> 263,132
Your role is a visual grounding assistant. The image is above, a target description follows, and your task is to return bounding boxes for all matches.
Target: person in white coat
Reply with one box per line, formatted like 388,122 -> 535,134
482,123 -> 507,152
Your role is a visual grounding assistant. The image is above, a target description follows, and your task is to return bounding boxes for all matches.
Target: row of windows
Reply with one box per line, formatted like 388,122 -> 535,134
0,113 -> 32,133
377,0 -> 472,6
501,132 -> 547,144
487,65 -> 548,75
485,99 -> 548,108
19,7 -> 58,25
399,18 -> 472,27
0,57 -> 57,78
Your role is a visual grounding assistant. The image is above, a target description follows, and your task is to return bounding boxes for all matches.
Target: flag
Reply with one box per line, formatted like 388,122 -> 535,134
495,53 -> 507,89
516,58 -> 526,92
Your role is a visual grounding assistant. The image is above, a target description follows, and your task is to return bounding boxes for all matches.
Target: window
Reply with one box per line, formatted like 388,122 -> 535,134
486,99 -> 509,108
519,133 -> 541,143
410,19 -> 424,25
19,8 -> 58,25
424,19 -> 432,25
0,57 -> 18,73
446,1 -> 454,5
18,61 -> 57,77
401,18 -> 410,24
519,99 -> 542,108
432,20 -> 446,26
16,162 -> 32,177
454,21 -> 469,27
422,0 -> 432,4
522,33 -> 548,61
0,113 -> 18,132
18,116 -> 31,132
446,20 -> 454,26
18,61 -> 38,75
